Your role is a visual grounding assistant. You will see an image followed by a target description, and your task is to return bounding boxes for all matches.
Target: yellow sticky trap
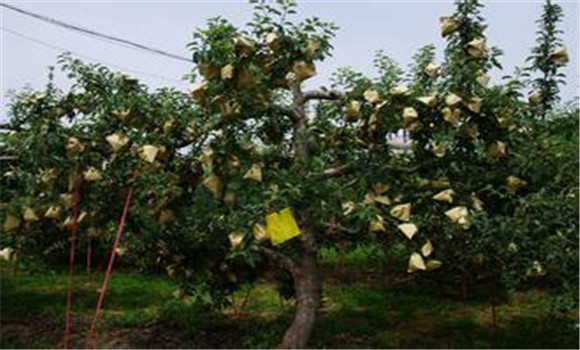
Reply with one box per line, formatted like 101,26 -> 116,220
266,208 -> 301,246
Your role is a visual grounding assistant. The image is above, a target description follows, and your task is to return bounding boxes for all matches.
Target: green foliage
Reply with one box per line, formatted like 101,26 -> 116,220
320,243 -> 385,268
523,0 -> 568,118
373,50 -> 404,92
407,44 -> 437,93
1,2 -> 577,345
442,0 -> 503,94
506,108 -> 579,306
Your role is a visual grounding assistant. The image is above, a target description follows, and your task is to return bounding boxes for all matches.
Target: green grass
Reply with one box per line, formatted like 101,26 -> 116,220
1,267 -> 174,321
0,265 -> 176,348
320,243 -> 386,267
1,264 -> 578,349
319,243 -> 410,274
225,277 -> 578,349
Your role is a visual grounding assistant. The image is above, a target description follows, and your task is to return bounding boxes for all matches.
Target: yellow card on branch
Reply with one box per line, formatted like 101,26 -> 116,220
266,207 -> 301,246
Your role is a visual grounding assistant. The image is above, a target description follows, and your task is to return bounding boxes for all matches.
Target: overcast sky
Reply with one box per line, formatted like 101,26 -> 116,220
1,1 -> 578,122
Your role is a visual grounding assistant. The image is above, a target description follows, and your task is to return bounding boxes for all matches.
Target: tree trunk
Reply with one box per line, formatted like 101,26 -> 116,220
276,82 -> 322,349
278,246 -> 321,349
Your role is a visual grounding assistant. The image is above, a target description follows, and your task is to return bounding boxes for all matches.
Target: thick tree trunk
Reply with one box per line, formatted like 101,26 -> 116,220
276,82 -> 323,349
278,247 -> 321,349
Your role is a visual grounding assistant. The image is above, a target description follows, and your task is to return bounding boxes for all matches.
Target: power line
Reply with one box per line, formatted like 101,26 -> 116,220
1,26 -> 186,84
1,2 -> 192,63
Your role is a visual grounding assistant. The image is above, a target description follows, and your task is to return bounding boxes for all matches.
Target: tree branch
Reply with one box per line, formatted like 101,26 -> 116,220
175,103 -> 296,150
306,163 -> 353,179
306,160 -> 420,179
303,90 -> 343,102
260,247 -> 298,276
322,163 -> 352,177
0,123 -> 21,131
381,163 -> 421,174
322,222 -> 357,235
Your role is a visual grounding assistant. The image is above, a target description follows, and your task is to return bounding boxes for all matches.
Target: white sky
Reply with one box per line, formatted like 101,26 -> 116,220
1,1 -> 578,122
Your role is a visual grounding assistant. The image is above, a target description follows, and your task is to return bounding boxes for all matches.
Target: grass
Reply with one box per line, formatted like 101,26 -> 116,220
1,261 -> 578,349
0,265 -> 176,348
0,266 -> 174,321
319,243 -> 386,267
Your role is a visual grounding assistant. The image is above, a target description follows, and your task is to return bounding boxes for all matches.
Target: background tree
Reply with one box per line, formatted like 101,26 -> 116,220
524,0 -> 568,119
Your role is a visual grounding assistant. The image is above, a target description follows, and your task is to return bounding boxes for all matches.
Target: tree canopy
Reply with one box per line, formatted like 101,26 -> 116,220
1,0 -> 577,348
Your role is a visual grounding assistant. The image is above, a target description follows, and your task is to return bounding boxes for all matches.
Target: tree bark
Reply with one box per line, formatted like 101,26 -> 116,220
276,82 -> 322,349
278,230 -> 321,349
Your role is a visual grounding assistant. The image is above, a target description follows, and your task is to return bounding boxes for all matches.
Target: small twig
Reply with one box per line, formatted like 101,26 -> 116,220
260,247 -> 298,276
343,177 -> 359,188
321,163 -> 353,177
322,222 -> 357,235
303,90 -> 343,102
306,163 -> 353,179
0,123 -> 18,130
380,163 -> 421,174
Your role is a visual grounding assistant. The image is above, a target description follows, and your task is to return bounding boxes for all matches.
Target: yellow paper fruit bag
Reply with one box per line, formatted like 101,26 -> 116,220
266,208 -> 301,246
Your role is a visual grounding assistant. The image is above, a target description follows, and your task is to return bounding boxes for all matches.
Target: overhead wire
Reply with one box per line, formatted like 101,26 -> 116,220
1,26 -> 186,84
0,2 -> 192,63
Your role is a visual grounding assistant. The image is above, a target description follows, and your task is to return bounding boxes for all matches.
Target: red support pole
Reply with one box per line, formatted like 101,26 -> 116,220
84,187 -> 134,349
90,252 -> 109,283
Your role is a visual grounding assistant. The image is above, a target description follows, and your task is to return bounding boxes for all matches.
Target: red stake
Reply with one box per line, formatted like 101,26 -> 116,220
90,252 -> 108,282
63,185 -> 80,349
84,187 -> 134,349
